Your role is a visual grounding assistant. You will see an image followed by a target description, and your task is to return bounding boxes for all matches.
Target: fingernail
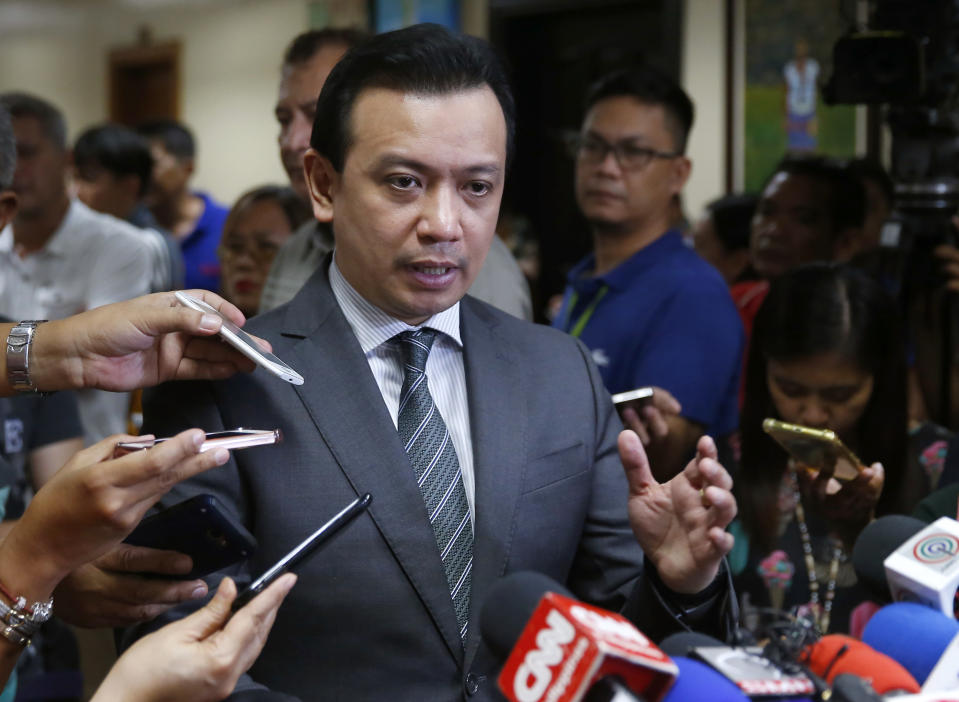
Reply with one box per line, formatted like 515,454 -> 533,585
199,314 -> 220,332
213,448 -> 229,465
192,584 -> 208,599
192,430 -> 205,448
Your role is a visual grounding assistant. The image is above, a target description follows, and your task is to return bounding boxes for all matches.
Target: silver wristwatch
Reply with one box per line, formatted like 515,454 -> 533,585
6,321 -> 46,393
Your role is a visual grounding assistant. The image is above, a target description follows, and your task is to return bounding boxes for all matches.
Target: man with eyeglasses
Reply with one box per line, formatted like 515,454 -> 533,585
554,66 -> 744,481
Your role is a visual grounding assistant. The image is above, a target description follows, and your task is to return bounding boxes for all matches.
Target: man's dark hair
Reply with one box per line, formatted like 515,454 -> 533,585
310,23 -> 515,172
848,156 -> 894,209
0,92 -> 67,151
763,154 -> 866,235
282,27 -> 368,68
74,123 -> 154,197
705,193 -> 757,252
584,67 -> 695,154
0,104 -> 14,191
137,119 -> 195,160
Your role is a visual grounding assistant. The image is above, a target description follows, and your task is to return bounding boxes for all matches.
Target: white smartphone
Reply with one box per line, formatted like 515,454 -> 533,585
611,387 -> 655,408
175,291 -> 304,385
116,428 -> 282,454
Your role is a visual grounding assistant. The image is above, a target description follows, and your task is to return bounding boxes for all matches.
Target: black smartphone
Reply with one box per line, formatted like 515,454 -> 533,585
232,493 -> 372,611
124,494 -> 257,579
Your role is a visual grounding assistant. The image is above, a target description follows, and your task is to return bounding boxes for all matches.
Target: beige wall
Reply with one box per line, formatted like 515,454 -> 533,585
0,0 -> 326,207
681,0 -> 728,222
0,0 -> 729,216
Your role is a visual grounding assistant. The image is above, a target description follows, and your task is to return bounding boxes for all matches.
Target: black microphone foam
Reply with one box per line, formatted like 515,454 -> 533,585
851,515 -> 926,602
479,571 -> 574,661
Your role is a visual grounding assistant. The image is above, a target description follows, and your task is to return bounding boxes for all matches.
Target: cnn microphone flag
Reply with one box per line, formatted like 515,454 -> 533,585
497,591 -> 678,702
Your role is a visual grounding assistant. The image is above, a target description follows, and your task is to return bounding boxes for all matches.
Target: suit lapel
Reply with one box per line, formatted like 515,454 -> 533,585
279,266 -> 467,663
459,298 -> 529,666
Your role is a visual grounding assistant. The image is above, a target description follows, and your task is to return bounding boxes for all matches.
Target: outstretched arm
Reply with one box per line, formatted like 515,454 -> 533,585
92,575 -> 296,702
0,290 -> 268,397
0,429 -> 229,685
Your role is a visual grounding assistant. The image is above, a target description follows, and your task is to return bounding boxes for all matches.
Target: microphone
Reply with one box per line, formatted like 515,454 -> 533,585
799,634 -> 919,694
661,656 -> 749,701
658,631 -> 816,698
851,514 -> 926,603
479,571 -> 678,702
861,602 -> 959,688
882,517 -> 959,617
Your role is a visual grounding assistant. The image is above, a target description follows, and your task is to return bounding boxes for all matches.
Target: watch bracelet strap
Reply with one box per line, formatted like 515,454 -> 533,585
6,320 -> 47,393
0,624 -> 29,648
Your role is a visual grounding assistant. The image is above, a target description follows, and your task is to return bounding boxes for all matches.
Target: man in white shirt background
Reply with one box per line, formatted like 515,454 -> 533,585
0,92 -> 152,443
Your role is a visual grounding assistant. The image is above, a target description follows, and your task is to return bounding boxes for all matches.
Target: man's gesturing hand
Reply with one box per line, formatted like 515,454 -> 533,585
620,431 -> 737,594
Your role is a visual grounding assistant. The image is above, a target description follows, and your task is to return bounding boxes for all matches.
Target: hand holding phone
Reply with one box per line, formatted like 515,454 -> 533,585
175,291 -> 304,385
762,418 -> 865,482
232,493 -> 372,611
116,429 -> 282,455
124,494 -> 258,578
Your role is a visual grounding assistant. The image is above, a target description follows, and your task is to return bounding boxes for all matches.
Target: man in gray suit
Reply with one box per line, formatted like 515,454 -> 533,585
126,25 -> 738,700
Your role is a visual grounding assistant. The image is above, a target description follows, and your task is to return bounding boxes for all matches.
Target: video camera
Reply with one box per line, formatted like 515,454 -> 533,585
824,0 -> 959,222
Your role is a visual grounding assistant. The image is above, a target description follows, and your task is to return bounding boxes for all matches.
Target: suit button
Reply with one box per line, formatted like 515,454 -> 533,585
464,672 -> 480,696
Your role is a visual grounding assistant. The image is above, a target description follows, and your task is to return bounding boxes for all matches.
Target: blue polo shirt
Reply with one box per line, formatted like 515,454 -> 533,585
181,191 -> 228,291
553,230 -> 744,436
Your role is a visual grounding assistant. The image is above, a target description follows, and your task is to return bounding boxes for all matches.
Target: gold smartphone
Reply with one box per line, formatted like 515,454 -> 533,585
761,418 -> 864,481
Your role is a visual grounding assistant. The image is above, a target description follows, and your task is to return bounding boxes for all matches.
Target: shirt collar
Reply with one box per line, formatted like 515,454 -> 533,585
0,200 -> 78,257
329,254 -> 462,355
567,229 -> 685,293
0,223 -> 13,254
42,200 -> 82,256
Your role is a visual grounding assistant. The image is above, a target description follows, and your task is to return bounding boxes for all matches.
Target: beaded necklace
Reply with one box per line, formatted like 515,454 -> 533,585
789,471 -> 842,634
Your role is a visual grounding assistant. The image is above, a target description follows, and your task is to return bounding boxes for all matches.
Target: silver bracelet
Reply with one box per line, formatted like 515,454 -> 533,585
0,624 -> 30,648
6,321 -> 46,393
0,592 -> 53,638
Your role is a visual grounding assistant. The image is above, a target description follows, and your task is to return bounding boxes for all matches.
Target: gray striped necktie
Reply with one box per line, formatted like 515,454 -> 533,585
396,329 -> 473,639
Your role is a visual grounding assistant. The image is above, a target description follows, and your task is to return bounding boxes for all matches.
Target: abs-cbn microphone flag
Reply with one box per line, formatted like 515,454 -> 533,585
496,591 -> 678,702
884,516 -> 959,618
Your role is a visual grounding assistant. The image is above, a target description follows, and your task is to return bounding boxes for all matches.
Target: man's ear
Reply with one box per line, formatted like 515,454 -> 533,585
833,226 -> 862,263
304,149 -> 337,223
0,190 -> 18,230
670,155 -> 692,194
119,174 -> 142,202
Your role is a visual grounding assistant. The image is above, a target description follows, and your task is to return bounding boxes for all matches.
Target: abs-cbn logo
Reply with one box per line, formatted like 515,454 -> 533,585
513,610 -> 586,702
913,533 -> 959,565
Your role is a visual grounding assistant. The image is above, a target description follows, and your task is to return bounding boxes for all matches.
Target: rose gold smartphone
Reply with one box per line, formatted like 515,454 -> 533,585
116,428 -> 282,454
762,418 -> 864,481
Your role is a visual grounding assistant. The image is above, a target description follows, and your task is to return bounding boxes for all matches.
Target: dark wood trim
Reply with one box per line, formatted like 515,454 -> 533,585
108,40 -> 181,122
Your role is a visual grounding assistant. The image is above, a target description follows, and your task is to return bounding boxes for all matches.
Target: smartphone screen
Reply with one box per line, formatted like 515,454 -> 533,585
232,493 -> 372,611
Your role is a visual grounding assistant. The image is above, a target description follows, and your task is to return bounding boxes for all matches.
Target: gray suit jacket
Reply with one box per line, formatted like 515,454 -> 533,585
130,264 -> 718,701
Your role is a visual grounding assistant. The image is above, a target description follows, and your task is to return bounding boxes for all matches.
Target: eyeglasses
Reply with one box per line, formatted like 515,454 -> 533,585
566,134 -> 681,171
218,237 -> 282,262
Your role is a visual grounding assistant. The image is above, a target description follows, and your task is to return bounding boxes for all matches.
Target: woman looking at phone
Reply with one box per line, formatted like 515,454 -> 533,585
730,263 -> 936,634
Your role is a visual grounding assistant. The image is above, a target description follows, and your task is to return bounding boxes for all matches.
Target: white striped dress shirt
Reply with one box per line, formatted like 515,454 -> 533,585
329,257 -> 476,520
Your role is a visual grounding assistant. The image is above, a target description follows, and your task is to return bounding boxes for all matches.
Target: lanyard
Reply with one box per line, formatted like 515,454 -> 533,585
562,285 -> 608,338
